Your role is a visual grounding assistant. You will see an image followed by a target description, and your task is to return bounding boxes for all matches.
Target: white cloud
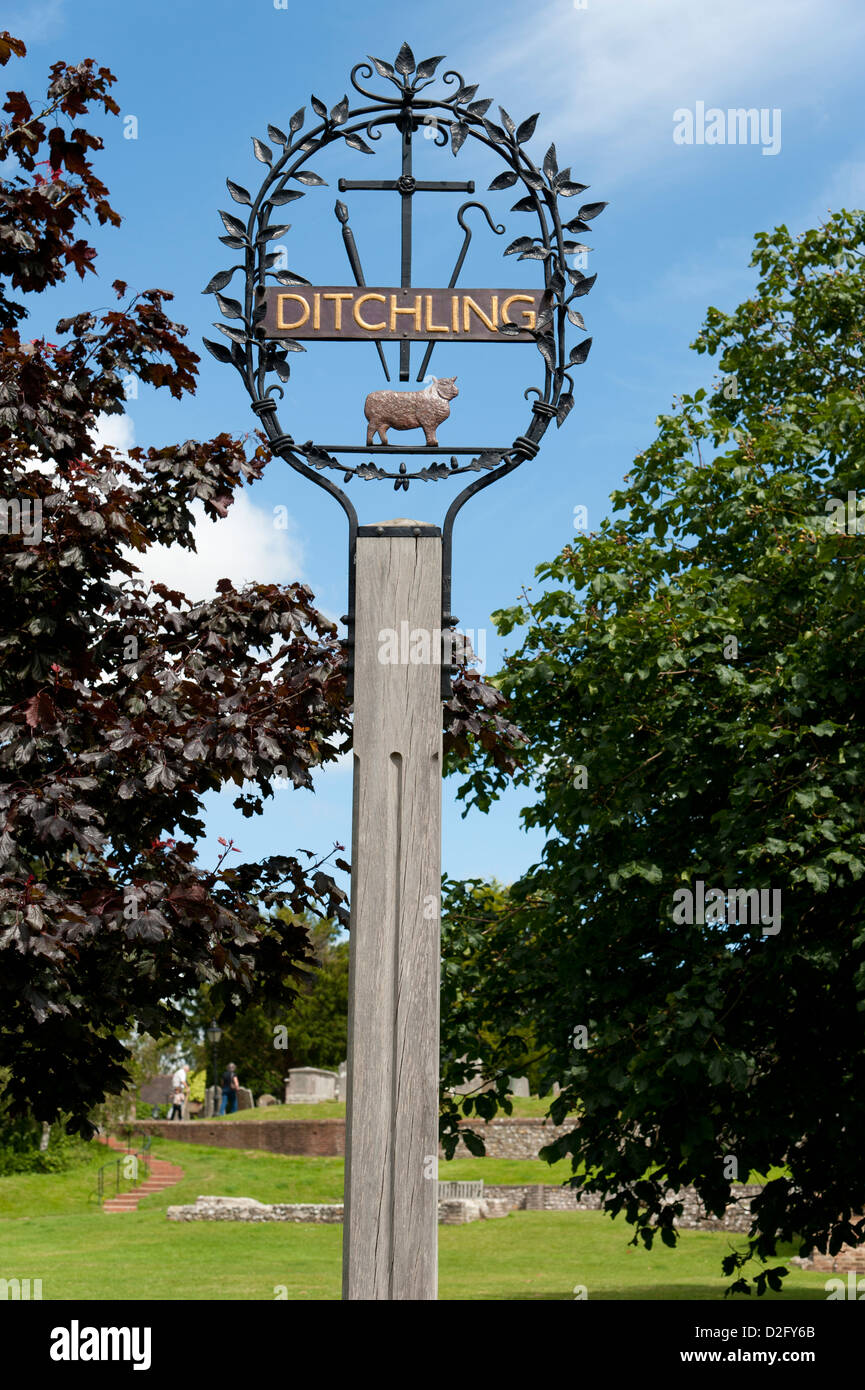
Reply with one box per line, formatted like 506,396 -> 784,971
21,412 -> 134,477
466,0 -> 865,184
98,412 -> 304,598
312,750 -> 352,780
216,748 -> 352,800
93,413 -> 135,453
129,491 -> 303,599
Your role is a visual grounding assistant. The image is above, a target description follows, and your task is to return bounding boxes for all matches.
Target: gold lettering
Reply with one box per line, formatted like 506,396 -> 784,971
424,295 -> 449,334
277,293 -> 310,331
501,294 -> 536,331
463,295 -> 498,333
323,292 -> 353,330
389,294 -> 422,332
353,293 -> 387,332
276,288 -> 539,337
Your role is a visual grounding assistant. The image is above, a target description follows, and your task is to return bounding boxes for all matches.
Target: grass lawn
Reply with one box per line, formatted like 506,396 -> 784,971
220,1101 -> 346,1121
0,1138 -> 830,1301
217,1096 -> 570,1122
0,1139 -> 578,1214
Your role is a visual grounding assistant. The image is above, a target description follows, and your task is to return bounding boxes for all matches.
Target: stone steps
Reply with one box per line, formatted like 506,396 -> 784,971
97,1132 -> 184,1213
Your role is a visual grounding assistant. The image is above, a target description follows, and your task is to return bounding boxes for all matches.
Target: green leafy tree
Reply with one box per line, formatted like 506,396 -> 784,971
182,916 -> 349,1097
274,919 -> 348,1072
440,877 -> 550,1152
186,1069 -> 206,1104
447,210 -> 865,1293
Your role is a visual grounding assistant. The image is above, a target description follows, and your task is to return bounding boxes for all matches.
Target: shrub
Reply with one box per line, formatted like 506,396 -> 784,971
0,1114 -> 93,1174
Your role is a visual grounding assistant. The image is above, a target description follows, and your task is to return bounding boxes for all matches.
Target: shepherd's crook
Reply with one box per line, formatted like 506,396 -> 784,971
415,201 -> 505,382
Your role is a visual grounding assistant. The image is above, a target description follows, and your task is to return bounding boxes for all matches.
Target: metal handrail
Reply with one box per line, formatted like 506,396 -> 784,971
114,1124 -> 154,1156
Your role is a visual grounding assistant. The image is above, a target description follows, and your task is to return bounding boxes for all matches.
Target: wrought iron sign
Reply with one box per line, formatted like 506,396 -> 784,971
203,42 -> 605,693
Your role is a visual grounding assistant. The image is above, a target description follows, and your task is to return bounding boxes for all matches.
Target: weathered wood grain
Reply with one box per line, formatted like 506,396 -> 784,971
342,522 -> 442,1301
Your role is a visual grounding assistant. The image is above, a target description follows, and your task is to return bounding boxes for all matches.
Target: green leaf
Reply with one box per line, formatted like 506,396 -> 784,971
460,1129 -> 487,1158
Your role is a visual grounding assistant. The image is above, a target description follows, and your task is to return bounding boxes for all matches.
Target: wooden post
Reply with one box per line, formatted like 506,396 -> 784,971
342,520 -> 442,1301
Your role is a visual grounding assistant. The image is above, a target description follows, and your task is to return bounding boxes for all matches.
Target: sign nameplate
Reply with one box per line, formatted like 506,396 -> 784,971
263,286 -> 548,342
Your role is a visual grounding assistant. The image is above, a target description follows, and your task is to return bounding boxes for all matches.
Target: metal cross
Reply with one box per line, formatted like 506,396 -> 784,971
338,113 -> 474,380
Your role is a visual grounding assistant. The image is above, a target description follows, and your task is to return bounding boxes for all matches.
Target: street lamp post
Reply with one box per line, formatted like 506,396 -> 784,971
205,1020 -> 222,1118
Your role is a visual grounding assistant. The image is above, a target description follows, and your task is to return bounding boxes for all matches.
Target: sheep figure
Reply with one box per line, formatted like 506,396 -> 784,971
364,376 -> 458,447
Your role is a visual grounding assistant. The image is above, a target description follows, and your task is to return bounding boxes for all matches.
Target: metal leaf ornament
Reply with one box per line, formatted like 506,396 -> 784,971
200,44 -> 603,490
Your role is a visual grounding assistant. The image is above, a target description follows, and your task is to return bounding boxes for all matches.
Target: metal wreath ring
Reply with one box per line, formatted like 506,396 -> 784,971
202,43 -> 603,502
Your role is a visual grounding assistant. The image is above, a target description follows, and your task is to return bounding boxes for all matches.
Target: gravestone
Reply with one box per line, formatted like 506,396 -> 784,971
284,1067 -> 338,1103
236,1086 -> 254,1111
257,1093 -> 277,1108
449,1058 -> 493,1096
337,1061 -> 347,1104
508,1076 -> 530,1098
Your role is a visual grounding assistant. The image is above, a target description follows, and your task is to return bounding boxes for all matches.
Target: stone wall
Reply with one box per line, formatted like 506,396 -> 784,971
167,1194 -> 510,1226
792,1228 -> 865,1274
131,1118 -> 345,1157
128,1116 -> 566,1160
165,1185 -> 765,1233
167,1196 -> 344,1224
443,1117 -> 579,1159
482,1183 -> 763,1232
437,1197 -> 510,1225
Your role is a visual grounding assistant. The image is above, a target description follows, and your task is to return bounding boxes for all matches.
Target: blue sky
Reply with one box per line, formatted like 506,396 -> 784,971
8,0 -> 865,892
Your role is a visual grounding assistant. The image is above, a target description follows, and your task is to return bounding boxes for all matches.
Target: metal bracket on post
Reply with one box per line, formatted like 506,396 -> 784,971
439,426 -> 545,699
344,524 -> 441,701
249,397 -> 360,702
440,607 -> 459,700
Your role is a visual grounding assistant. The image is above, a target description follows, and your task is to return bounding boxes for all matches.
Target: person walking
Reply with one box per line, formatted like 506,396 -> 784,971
169,1063 -> 189,1121
219,1062 -> 240,1115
